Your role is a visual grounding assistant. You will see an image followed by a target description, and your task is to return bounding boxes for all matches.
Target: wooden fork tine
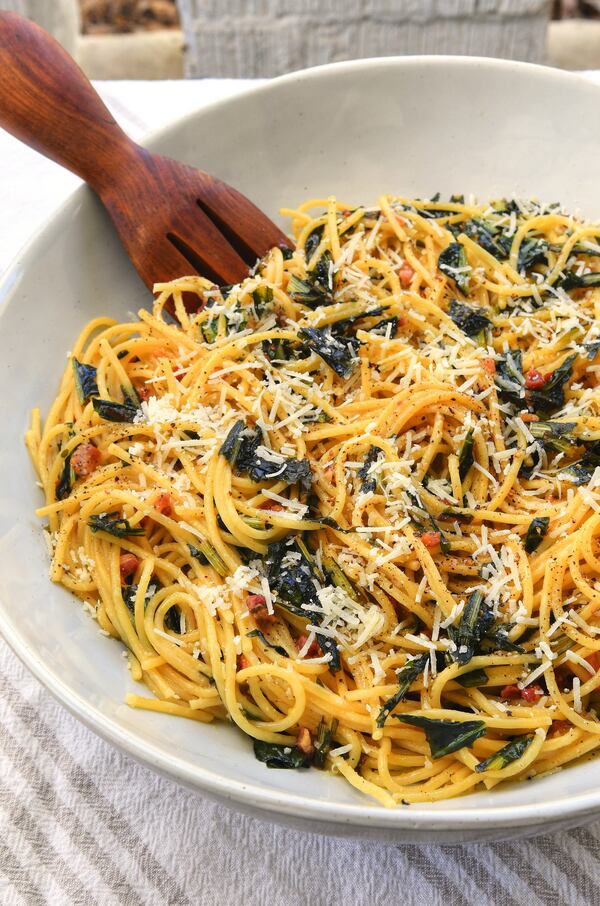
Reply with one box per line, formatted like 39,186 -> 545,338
195,177 -> 292,258
138,234 -> 200,289
167,202 -> 251,285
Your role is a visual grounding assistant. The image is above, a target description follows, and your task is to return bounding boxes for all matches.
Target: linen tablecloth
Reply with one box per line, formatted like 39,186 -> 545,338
3,76 -> 600,906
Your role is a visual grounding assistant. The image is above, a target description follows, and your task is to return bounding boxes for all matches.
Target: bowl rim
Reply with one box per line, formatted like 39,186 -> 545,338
3,53 -> 600,831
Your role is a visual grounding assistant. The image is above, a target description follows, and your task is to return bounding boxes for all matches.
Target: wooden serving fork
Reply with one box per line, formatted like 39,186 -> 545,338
0,12 -> 290,291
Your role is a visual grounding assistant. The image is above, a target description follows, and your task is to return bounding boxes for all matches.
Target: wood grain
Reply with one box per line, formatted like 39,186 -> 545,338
0,11 -> 290,290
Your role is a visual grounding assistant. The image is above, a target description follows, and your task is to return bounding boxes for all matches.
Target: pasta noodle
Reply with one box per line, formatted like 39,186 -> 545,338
27,193 -> 600,806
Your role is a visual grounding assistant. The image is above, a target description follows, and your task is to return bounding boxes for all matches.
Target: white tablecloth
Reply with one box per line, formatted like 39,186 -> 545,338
3,76 -> 600,906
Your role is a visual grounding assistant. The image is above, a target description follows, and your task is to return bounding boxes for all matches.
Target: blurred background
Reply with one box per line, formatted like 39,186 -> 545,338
2,1 -> 600,79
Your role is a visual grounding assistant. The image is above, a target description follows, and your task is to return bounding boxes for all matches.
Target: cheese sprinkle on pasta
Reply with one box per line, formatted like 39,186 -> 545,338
27,193 -> 600,806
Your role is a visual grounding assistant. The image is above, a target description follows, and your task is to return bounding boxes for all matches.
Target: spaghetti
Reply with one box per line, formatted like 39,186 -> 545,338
27,193 -> 600,806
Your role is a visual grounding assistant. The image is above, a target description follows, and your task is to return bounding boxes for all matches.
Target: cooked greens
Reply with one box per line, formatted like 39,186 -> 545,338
524,517 -> 550,553
56,450 -> 75,501
188,541 -> 229,577
495,350 -> 525,408
529,420 -> 577,453
527,354 -> 576,415
369,316 -> 398,338
251,285 -> 273,316
88,512 -> 145,537
560,270 -> 600,291
313,718 -> 339,768
455,668 -> 488,688
220,420 -> 312,491
475,735 -> 533,773
304,224 -> 324,262
559,441 -> 600,485
448,300 -> 491,340
298,326 -> 359,378
439,243 -> 470,293
458,429 -> 475,481
357,445 -> 382,494
397,715 -> 486,759
287,274 -> 332,308
92,398 -> 140,423
517,237 -> 548,273
253,739 -> 311,769
72,358 -> 98,403
376,654 -> 429,728
265,539 -> 340,671
449,590 -> 493,666
246,628 -> 288,657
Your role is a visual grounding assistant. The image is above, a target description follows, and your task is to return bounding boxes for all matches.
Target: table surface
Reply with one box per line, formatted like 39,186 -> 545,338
3,75 -> 600,906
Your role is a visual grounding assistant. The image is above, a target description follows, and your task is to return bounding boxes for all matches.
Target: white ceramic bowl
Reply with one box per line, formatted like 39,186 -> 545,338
3,57 -> 600,844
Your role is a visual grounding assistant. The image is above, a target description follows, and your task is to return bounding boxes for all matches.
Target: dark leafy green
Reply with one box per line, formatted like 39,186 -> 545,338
524,517 -> 550,553
449,590 -> 494,666
313,717 -> 338,768
460,218 -> 511,259
396,715 -> 486,759
312,250 -> 334,295
121,383 -> 141,408
369,316 -> 398,338
480,623 -> 524,654
439,507 -> 474,523
265,539 -> 340,671
246,628 -> 287,657
92,397 -> 140,423
559,441 -> 600,485
456,668 -> 488,688
298,326 -> 359,378
72,358 -> 98,403
439,243 -> 470,293
262,337 -> 295,362
200,317 -> 219,344
358,445 -> 382,494
56,450 -> 75,501
458,429 -> 475,481
583,341 -> 600,360
475,735 -> 533,773
517,238 -> 548,272
251,285 -> 273,316
322,555 -> 359,600
88,512 -> 145,538
410,194 -> 455,219
529,420 -> 577,453
448,300 -> 491,339
304,224 -> 324,262
188,541 -> 228,577
495,350 -> 524,408
163,606 -> 182,633
518,443 -> 544,480
527,354 -> 576,415
329,306 -> 387,335
123,583 -> 156,615
220,420 -> 312,491
376,654 -> 429,728
264,540 -> 318,616
560,270 -> 600,290
253,740 -> 311,769
287,274 -> 331,308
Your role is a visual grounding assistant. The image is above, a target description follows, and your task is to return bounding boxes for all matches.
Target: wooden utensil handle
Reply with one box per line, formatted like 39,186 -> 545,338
0,11 -> 139,190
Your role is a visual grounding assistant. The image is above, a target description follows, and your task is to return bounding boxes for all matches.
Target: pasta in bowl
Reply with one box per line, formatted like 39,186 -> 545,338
27,192 -> 600,806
